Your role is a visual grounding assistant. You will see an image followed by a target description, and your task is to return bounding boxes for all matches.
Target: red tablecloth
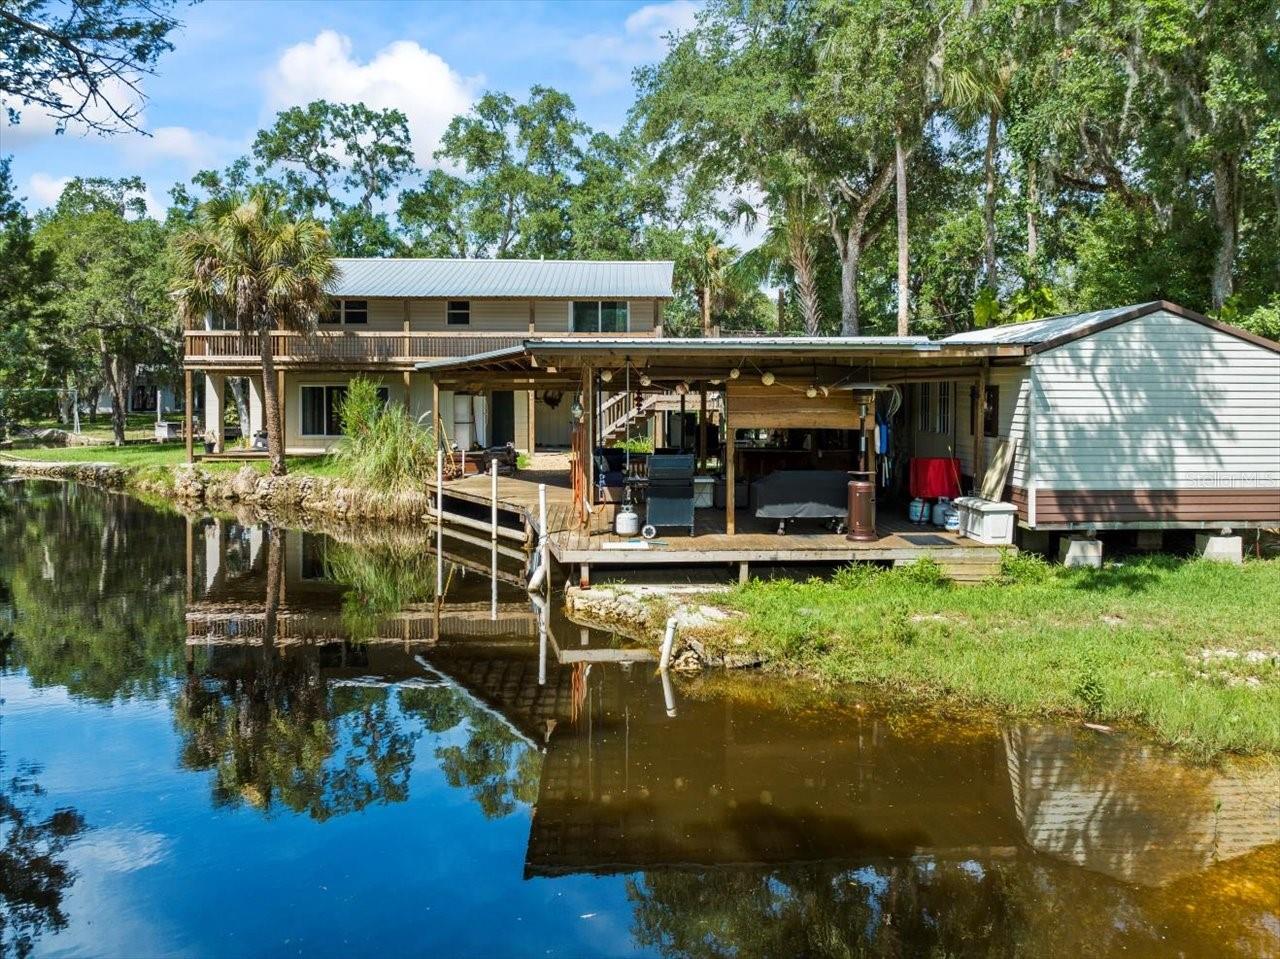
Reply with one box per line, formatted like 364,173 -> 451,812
909,457 -> 962,499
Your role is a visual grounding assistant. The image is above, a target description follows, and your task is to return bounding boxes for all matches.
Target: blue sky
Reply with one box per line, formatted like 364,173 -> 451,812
1,0 -> 700,216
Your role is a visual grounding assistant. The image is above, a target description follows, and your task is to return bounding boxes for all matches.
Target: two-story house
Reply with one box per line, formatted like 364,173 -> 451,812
182,257 -> 674,457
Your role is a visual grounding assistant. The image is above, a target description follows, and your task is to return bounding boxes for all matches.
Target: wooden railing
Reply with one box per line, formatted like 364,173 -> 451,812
184,330 -> 528,365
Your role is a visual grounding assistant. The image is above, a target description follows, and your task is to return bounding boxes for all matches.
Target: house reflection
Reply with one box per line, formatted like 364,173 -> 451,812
185,517 -> 1274,896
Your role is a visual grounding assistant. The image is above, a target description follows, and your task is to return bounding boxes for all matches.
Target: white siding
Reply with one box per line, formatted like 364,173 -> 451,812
1028,310 -> 1280,488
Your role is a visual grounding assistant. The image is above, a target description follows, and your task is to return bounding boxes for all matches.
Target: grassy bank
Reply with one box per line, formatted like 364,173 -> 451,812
3,443 -> 343,476
706,554 -> 1280,759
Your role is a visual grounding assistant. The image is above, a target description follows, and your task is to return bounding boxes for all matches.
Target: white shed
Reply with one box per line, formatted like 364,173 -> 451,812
938,301 -> 1280,531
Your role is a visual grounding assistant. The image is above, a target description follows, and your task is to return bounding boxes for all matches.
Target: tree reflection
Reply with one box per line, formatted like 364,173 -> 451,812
400,685 -> 541,818
322,539 -> 436,643
175,529 -> 418,820
0,482 -> 185,701
0,756 -> 87,958
626,853 -> 1276,959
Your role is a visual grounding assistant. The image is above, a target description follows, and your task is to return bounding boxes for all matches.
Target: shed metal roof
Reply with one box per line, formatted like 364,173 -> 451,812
330,258 -> 674,299
940,303 -> 1163,345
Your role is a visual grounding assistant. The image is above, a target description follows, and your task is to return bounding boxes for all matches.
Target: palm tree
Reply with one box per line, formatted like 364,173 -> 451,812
684,228 -> 739,336
733,188 -> 825,334
172,188 -> 336,476
938,50 -> 1016,294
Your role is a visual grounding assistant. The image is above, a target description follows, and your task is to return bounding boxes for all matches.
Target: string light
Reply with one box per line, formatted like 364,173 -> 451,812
639,374 -> 651,387
675,381 -> 690,396
728,368 -> 740,380
761,371 -> 775,386
805,385 -> 818,398
600,369 -> 613,383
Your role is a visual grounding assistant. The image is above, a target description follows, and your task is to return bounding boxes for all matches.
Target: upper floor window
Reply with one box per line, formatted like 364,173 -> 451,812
447,300 -> 471,326
572,300 -> 628,333
323,299 -> 368,325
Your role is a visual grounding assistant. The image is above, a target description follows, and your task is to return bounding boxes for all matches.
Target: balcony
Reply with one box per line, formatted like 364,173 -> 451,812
184,330 -> 529,368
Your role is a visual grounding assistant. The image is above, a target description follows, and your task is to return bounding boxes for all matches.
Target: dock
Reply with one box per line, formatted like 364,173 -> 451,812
443,466 -> 1009,585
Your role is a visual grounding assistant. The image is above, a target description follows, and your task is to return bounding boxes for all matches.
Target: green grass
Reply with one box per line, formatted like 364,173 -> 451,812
710,553 -> 1280,759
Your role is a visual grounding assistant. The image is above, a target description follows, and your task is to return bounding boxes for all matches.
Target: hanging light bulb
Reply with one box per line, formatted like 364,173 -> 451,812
639,374 -> 651,388
710,378 -> 722,386
806,385 -> 818,398
675,381 -> 690,396
570,396 -> 584,421
600,369 -> 613,384
761,371 -> 775,387
728,368 -> 740,380
819,385 -> 830,398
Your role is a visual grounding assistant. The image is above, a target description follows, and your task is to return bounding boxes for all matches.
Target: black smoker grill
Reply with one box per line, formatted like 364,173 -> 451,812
642,454 -> 696,538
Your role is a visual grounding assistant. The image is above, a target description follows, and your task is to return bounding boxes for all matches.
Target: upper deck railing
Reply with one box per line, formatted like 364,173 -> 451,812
184,329 -> 657,366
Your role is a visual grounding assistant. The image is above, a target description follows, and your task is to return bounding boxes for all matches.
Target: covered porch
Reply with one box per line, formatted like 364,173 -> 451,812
423,335 -> 1021,576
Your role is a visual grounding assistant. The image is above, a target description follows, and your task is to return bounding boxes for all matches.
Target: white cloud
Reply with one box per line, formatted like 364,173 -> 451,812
263,30 -> 481,166
25,172 -> 71,209
571,0 -> 699,91
118,124 -> 237,172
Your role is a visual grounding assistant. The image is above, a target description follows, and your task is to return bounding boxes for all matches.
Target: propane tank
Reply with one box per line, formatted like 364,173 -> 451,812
932,496 -> 952,527
909,498 -> 929,524
614,507 -> 640,537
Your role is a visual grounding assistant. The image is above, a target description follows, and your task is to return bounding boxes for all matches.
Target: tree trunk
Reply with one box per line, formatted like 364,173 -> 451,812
1211,153 -> 1238,310
776,288 -> 785,334
788,226 -> 822,335
1026,159 -> 1039,283
983,109 -> 999,291
839,239 -> 861,336
98,336 -> 129,446
701,285 -> 711,337
895,131 -> 910,335
258,326 -> 287,476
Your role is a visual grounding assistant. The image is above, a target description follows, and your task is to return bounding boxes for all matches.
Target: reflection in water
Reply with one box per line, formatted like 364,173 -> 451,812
0,481 -> 1276,957
0,756 -> 87,957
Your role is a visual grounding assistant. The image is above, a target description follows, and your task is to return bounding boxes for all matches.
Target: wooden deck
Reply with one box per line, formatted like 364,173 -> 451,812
444,469 -> 1009,582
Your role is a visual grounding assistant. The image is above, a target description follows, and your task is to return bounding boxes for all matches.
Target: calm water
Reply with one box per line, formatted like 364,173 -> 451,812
1,481 -> 1277,958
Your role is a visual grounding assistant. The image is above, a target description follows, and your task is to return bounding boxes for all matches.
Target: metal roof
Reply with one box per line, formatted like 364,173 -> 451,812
330,258 -> 674,299
415,335 -> 941,373
940,302 -> 1165,345
525,336 -> 939,351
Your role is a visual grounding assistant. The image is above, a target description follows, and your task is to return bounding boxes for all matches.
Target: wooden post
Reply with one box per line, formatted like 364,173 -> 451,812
974,363 -> 989,489
527,390 -> 537,453
403,369 -> 412,410
582,365 -> 595,518
654,298 -> 663,337
725,410 -> 735,535
183,369 -> 194,463
431,377 -> 441,445
698,386 -> 708,472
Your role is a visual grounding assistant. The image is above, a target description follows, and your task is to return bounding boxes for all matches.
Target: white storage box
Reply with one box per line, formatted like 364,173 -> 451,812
693,476 -> 715,509
954,496 -> 1017,545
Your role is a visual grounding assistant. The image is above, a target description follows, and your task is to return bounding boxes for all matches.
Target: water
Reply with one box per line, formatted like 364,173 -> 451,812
1,480 -> 1276,958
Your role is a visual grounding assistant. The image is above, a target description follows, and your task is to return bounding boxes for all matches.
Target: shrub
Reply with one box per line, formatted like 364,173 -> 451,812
1000,549 -> 1052,584
331,376 -> 437,492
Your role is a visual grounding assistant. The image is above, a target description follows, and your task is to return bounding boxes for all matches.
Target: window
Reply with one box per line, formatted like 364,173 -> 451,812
323,299 -> 369,325
983,384 -> 1000,438
300,384 -> 389,436
917,383 -> 932,432
936,382 -> 951,435
447,300 -> 470,326
571,300 -> 629,333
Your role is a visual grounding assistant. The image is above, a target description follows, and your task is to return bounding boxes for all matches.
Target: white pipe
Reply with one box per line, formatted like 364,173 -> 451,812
527,481 -> 549,592
491,459 -> 498,542
661,668 -> 677,718
658,616 -> 677,671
